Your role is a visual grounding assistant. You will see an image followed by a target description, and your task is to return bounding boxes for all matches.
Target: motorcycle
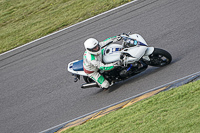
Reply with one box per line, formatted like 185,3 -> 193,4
68,33 -> 172,89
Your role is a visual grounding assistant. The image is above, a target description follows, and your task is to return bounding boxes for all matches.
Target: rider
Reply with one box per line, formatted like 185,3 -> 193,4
83,36 -> 122,89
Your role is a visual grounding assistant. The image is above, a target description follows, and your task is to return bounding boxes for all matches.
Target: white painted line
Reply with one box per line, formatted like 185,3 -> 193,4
0,0 -> 138,57
40,71 -> 200,133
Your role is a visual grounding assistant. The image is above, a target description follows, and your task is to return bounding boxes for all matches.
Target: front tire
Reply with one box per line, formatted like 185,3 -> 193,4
145,48 -> 172,67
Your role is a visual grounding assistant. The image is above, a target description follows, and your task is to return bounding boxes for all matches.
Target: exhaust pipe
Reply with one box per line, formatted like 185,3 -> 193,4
81,82 -> 99,89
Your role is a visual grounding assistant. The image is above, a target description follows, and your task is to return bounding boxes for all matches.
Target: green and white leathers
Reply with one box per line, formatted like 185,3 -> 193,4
83,36 -> 119,88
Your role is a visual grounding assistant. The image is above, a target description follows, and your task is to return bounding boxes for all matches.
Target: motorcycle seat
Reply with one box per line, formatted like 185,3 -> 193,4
73,60 -> 84,71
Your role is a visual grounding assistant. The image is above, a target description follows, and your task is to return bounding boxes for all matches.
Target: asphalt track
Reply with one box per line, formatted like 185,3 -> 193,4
0,0 -> 200,133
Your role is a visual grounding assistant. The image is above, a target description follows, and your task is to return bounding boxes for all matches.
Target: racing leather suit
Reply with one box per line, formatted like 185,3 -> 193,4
83,36 -> 120,88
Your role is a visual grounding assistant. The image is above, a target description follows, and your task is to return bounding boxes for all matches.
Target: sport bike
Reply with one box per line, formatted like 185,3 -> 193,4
68,33 -> 172,88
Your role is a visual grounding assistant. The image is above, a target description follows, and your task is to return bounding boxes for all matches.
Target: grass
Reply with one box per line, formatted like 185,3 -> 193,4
2,1 -> 199,132
62,80 -> 200,133
0,0 -> 132,54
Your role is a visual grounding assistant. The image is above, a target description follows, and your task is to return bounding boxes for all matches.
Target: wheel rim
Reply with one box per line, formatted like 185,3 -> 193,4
151,54 -> 170,66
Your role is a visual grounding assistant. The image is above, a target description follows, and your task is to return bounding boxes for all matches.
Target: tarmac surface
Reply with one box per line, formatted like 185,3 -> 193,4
0,0 -> 200,132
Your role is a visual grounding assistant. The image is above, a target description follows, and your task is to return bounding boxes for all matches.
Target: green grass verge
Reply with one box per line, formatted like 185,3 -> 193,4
62,80 -> 200,133
0,0 -> 132,54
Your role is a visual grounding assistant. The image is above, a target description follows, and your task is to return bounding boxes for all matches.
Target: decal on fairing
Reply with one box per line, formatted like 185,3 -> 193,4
138,41 -> 147,46
105,48 -> 122,55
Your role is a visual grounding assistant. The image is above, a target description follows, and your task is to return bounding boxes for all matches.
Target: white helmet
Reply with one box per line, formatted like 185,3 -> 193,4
84,38 -> 101,55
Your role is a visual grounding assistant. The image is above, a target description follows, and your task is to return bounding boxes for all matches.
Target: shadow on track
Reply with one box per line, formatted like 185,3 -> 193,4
90,58 -> 178,94
108,59 -> 177,93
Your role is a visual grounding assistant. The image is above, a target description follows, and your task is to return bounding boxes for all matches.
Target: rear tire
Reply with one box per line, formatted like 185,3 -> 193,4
145,48 -> 172,67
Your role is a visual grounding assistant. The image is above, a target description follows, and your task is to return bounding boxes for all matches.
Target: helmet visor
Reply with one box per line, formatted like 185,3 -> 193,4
87,43 -> 100,52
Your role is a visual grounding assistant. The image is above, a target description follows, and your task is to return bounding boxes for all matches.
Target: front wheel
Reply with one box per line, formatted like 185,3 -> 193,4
144,48 -> 172,67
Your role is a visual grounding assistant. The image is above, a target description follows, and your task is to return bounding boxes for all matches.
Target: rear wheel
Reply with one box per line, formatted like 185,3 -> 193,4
145,48 -> 172,67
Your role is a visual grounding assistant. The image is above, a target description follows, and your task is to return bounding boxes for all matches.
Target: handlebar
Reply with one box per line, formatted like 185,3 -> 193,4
120,32 -> 131,37
119,32 -> 132,40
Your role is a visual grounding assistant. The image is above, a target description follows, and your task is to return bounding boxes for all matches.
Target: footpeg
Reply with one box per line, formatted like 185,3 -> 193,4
72,74 -> 80,82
